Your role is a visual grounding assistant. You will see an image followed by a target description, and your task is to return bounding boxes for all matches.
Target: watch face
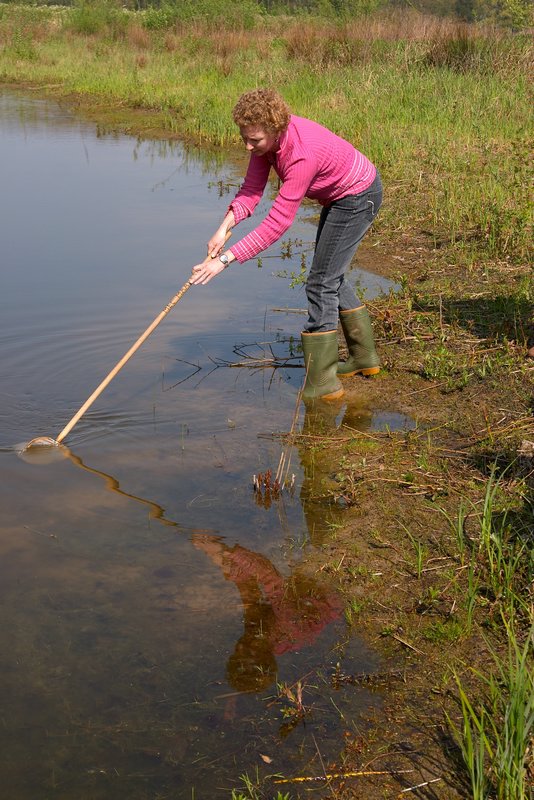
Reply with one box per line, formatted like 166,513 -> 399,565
220,254 -> 229,265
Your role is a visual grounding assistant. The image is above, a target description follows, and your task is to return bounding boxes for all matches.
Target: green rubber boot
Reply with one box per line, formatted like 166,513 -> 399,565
301,331 -> 344,402
337,306 -> 380,377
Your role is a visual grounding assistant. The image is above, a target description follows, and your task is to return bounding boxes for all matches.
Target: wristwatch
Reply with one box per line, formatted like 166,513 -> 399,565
219,253 -> 229,267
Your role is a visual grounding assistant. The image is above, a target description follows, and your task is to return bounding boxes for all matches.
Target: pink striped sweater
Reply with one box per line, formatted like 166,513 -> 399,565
228,115 -> 376,264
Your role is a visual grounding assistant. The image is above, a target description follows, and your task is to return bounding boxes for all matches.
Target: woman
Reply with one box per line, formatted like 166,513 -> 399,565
190,88 -> 382,401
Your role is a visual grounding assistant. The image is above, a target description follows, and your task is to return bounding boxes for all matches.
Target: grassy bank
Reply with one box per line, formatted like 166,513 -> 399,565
1,5 -> 532,798
0,3 -> 532,268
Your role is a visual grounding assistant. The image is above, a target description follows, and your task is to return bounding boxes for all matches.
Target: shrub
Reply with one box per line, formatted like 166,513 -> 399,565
284,22 -> 369,67
66,0 -> 129,38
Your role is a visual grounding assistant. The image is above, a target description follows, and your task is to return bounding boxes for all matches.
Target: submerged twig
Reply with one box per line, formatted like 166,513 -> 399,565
274,769 -> 415,784
208,339 -> 304,370
275,382 -> 304,487
271,307 -> 307,314
312,732 -> 336,798
399,777 -> 443,794
229,357 -> 301,369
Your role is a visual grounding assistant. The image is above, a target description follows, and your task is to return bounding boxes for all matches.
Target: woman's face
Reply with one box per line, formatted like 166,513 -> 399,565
239,125 -> 278,156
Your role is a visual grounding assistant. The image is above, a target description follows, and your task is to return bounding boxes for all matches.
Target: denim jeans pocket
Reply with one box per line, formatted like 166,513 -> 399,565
366,190 -> 382,220
334,192 -> 370,217
336,181 -> 382,221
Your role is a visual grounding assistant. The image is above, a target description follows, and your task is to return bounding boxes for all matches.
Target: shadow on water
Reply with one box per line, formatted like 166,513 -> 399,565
0,88 -> 414,798
18,442 -> 212,532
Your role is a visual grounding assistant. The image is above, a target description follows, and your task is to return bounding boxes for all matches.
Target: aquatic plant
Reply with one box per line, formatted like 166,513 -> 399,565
230,769 -> 292,799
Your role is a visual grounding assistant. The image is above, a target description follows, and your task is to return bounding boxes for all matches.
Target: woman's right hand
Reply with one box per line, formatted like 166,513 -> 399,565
190,254 -> 227,285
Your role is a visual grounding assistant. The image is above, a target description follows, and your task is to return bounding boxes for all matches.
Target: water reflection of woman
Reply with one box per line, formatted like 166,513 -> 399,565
192,534 -> 342,692
190,88 -> 382,402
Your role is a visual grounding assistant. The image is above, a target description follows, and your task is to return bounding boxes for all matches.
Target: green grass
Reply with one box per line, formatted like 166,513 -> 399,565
230,769 -> 291,799
448,622 -> 533,800
439,467 -> 532,622
437,466 -> 533,797
423,619 -> 463,642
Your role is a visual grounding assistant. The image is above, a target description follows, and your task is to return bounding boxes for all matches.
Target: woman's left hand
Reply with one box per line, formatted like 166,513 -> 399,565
190,255 -> 227,285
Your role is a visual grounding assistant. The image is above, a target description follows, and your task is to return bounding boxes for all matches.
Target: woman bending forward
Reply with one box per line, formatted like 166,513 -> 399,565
190,88 -> 382,401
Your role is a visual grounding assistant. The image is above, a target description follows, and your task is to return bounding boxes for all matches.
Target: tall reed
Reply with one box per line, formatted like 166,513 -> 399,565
439,467 -> 531,625
448,622 -> 533,800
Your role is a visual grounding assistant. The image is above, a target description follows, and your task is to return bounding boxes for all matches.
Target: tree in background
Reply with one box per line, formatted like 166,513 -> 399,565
479,0 -> 531,26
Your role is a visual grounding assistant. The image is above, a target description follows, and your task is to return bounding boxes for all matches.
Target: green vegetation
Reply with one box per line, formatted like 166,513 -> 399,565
438,467 -> 531,621
230,769 -> 291,799
448,623 -> 533,800
438,469 -> 532,795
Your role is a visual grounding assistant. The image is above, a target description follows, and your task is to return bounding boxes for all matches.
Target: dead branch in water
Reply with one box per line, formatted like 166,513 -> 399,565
202,339 -> 304,370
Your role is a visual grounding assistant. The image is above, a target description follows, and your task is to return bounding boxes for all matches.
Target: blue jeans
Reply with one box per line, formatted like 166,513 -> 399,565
304,172 -> 383,332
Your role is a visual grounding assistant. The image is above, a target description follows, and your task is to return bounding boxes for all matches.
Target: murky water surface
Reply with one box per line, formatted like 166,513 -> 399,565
0,90 -> 410,798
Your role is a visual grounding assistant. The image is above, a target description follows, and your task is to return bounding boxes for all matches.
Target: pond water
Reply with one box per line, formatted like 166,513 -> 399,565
0,89 -> 411,799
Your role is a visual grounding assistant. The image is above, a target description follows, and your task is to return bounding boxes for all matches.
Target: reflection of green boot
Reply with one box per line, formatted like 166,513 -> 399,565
337,306 -> 380,377
301,331 -> 344,402
303,396 -> 344,435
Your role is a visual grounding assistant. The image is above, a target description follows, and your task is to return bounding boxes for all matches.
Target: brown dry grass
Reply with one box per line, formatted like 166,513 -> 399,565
280,10 -> 531,72
163,32 -> 179,52
127,22 -> 150,51
209,28 -> 252,76
348,8 -> 500,40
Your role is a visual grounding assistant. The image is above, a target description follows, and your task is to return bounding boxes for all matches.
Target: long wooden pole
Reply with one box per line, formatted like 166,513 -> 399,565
55,233 -> 230,444
56,279 -> 192,443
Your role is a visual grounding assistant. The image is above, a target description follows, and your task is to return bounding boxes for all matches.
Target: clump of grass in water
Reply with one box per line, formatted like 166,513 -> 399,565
230,768 -> 291,800
252,468 -> 296,508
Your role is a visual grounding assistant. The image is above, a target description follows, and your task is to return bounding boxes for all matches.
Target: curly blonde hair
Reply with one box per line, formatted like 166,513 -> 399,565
232,89 -> 291,134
